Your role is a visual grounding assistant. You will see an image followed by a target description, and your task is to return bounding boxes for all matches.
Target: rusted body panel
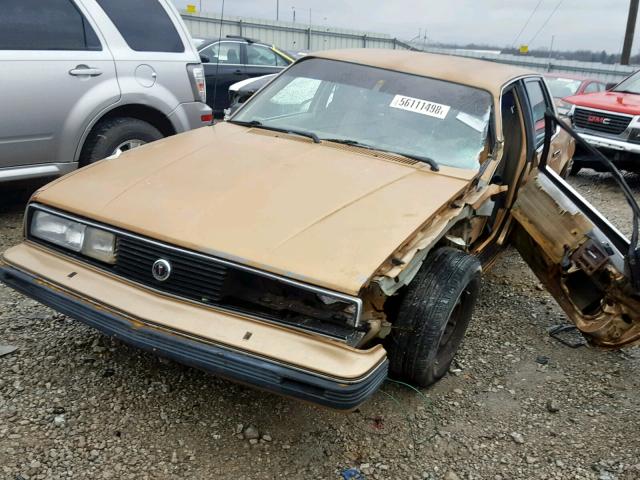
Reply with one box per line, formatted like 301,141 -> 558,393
511,172 -> 640,348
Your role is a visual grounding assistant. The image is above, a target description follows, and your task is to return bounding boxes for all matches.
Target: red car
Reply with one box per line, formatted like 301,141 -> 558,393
544,74 -> 607,115
563,70 -> 640,173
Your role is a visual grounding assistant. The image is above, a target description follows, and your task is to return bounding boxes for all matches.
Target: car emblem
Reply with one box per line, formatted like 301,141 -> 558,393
587,115 -> 611,125
152,259 -> 172,282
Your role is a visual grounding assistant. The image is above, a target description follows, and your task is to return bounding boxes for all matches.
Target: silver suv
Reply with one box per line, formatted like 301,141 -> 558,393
0,0 -> 212,183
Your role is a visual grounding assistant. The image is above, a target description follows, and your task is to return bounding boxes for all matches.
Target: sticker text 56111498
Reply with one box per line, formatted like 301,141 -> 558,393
389,95 -> 451,120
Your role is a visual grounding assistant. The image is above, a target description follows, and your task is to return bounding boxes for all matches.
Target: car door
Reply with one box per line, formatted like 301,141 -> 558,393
0,0 -> 119,170
244,43 -> 288,80
509,100 -> 640,349
199,41 -> 247,115
523,77 -> 574,176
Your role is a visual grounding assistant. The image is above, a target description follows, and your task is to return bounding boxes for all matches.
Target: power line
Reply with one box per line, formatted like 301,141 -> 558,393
512,0 -> 544,47
528,0 -> 565,46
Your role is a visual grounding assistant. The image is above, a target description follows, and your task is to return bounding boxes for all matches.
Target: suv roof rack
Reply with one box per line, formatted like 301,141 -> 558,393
226,35 -> 260,44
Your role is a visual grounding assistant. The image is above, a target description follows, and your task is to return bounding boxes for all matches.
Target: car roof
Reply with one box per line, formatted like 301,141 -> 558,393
198,38 -> 272,50
307,49 -> 535,98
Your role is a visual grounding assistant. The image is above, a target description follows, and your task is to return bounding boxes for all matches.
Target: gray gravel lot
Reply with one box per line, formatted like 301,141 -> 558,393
1,172 -> 639,480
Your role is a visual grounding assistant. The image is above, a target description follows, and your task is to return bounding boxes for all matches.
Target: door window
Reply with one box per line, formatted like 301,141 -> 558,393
275,54 -> 289,66
247,44 -> 279,66
584,82 -> 604,94
524,79 -> 554,147
96,0 -> 184,53
200,42 -> 242,64
0,0 -> 101,50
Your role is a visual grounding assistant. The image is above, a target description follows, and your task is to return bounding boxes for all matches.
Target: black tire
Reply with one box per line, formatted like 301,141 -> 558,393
386,247 -> 481,387
80,117 -> 163,165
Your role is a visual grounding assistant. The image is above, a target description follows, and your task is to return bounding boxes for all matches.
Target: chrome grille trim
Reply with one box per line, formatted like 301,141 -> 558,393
573,107 -> 633,136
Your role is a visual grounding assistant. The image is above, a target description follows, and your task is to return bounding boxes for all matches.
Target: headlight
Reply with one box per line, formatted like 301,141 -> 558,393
31,211 -> 85,252
82,227 -> 116,264
31,210 -> 116,264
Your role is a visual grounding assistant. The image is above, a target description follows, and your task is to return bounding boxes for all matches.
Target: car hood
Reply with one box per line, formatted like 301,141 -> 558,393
564,90 -> 640,115
33,123 -> 472,295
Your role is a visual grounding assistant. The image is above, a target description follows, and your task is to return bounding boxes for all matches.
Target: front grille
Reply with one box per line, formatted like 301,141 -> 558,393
26,204 -> 366,345
573,108 -> 631,136
114,237 -> 227,305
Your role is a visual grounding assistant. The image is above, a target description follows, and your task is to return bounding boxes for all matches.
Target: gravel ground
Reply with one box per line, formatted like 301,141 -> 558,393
1,171 -> 639,480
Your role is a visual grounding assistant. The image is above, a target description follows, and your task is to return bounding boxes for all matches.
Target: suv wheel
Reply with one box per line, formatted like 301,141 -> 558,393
80,117 -> 163,165
386,247 -> 481,387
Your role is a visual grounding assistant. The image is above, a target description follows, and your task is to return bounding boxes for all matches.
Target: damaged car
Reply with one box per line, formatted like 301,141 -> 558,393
1,50 -> 639,410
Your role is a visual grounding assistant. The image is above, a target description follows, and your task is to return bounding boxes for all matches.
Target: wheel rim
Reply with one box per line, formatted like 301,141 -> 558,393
108,139 -> 146,159
433,288 -> 472,378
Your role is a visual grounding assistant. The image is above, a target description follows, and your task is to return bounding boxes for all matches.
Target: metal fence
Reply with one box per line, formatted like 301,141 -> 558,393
181,11 -> 635,83
180,11 -> 414,52
416,46 -> 637,82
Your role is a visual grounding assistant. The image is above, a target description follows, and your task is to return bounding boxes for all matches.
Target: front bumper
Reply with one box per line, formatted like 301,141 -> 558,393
577,132 -> 640,155
0,244 -> 387,410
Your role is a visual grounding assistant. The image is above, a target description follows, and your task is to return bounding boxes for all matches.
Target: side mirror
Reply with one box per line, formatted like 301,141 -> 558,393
606,82 -> 617,91
199,54 -> 210,64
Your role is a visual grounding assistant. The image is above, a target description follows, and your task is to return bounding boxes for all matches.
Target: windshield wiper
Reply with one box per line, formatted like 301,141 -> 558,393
612,89 -> 638,95
322,138 -> 440,172
229,119 -> 320,144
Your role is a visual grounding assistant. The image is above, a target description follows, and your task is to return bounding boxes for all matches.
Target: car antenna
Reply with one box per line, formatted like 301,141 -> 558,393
211,0 -> 226,125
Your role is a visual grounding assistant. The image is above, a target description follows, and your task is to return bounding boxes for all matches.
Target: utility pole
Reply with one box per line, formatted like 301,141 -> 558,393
276,0 -> 279,20
622,0 -> 639,65
292,6 -> 296,23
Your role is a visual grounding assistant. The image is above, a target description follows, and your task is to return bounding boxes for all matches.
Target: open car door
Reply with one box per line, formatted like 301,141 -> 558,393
510,113 -> 640,348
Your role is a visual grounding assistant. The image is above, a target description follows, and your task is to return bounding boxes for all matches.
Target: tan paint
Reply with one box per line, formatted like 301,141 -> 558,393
511,172 -> 640,348
32,122 -> 470,295
1,243 -> 386,380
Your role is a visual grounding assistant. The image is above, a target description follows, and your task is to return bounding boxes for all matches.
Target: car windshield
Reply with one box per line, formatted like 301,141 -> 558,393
232,58 -> 493,170
546,77 -> 582,98
613,70 -> 640,94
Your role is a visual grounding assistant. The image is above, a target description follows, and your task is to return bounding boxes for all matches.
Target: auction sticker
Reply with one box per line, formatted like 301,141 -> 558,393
389,95 -> 450,119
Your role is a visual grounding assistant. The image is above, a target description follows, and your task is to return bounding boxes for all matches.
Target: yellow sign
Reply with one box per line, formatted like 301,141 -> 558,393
519,45 -> 529,54
186,4 -> 197,13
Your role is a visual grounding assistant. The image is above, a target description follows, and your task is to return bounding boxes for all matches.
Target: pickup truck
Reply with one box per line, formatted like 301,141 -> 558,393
564,70 -> 640,173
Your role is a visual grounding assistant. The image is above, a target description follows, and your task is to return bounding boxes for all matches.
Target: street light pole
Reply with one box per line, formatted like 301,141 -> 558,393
292,6 -> 296,23
276,0 -> 279,21
622,0 -> 639,65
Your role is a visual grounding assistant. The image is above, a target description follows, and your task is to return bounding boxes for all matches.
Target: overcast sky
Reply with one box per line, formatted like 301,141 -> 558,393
172,0 -> 635,54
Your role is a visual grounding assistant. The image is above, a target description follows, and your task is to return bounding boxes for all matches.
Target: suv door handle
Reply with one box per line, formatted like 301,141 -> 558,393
233,69 -> 243,75
69,65 -> 103,77
552,149 -> 562,158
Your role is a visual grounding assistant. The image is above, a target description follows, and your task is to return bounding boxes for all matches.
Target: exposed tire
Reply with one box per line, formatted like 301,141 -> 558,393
80,117 -> 163,165
386,247 -> 481,387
